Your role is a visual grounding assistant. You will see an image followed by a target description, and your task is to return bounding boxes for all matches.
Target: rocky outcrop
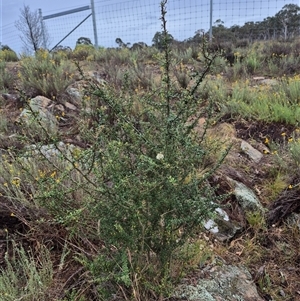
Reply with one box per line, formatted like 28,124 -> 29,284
19,95 -> 58,133
174,263 -> 264,301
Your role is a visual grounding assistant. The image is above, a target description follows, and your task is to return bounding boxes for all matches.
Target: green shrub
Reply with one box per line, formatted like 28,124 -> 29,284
19,49 -> 75,98
244,52 -> 261,74
0,243 -> 53,301
66,2 -> 226,298
51,46 -> 73,61
2,1 -> 227,300
128,58 -> 155,90
0,61 -> 13,91
0,49 -> 18,62
94,47 -> 132,65
265,41 -> 291,57
218,77 -> 300,124
224,60 -> 248,81
267,53 -> 300,76
72,44 -> 96,61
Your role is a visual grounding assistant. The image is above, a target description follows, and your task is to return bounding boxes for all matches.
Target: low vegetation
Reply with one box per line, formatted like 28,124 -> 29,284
0,1 -> 300,301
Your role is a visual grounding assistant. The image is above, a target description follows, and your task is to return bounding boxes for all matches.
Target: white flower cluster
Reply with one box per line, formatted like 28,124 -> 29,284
156,152 -> 164,160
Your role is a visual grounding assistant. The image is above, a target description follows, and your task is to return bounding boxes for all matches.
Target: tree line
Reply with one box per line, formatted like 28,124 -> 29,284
2,3 -> 300,54
189,4 -> 300,45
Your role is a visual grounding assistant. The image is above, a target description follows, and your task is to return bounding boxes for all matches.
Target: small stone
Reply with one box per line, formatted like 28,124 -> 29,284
65,102 -> 77,110
55,104 -> 65,112
30,95 -> 52,109
241,140 -> 263,163
228,178 -> 264,213
67,87 -> 82,102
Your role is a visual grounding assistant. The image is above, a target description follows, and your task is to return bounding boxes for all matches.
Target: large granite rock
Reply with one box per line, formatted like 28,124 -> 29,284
174,264 -> 263,301
19,96 -> 58,133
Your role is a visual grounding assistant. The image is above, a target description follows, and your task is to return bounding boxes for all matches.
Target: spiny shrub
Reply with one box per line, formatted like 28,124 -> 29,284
62,1 -> 226,298
3,1 -> 227,300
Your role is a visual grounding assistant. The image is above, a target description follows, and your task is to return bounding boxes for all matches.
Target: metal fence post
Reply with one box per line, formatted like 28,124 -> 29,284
39,9 -> 47,49
90,0 -> 99,48
209,0 -> 213,42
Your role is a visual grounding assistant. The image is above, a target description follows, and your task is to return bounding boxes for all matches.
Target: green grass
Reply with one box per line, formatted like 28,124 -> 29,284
203,74 -> 300,125
0,244 -> 53,301
19,49 -> 75,99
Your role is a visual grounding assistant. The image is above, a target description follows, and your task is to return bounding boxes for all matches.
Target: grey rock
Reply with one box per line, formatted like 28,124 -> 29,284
65,101 -> 77,111
252,77 -> 278,86
66,87 -> 82,102
286,213 -> 300,230
174,264 -> 263,301
2,93 -> 18,101
86,71 -> 106,85
19,96 -> 57,133
252,76 -> 265,81
25,141 -> 76,160
228,178 -> 264,212
204,207 -> 242,242
240,140 -> 263,163
260,78 -> 278,86
29,95 -> 52,109
55,104 -> 65,112
204,218 -> 242,242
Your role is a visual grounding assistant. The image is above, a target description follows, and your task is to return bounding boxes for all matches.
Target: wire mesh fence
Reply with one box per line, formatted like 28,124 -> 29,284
1,0 -> 300,53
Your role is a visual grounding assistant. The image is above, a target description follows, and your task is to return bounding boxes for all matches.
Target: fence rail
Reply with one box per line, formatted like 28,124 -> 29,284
1,0 -> 300,54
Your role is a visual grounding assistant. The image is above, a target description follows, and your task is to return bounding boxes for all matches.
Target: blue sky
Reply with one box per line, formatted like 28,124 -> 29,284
0,0 -> 299,54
